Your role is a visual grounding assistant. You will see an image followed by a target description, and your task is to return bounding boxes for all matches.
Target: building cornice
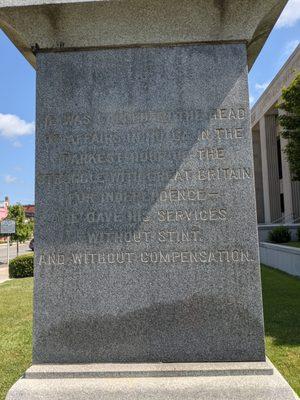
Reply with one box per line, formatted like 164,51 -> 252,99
251,45 -> 300,128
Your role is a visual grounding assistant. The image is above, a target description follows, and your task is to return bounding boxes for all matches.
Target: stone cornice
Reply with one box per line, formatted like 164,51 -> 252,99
0,0 -> 288,69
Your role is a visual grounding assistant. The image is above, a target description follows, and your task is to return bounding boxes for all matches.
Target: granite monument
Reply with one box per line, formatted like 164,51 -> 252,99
0,0 -> 298,399
34,43 -> 264,364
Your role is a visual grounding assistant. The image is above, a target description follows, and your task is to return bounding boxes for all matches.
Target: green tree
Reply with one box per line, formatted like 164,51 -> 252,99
277,73 -> 300,181
7,205 -> 33,256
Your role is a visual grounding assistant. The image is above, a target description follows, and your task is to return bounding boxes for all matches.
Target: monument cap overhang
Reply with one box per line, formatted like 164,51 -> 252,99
0,0 -> 288,69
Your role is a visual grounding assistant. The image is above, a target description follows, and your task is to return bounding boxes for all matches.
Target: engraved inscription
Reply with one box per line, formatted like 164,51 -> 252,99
38,105 -> 255,262
38,249 -> 255,266
34,45 -> 266,363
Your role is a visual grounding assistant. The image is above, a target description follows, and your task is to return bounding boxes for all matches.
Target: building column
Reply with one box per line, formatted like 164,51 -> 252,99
280,137 -> 294,222
259,115 -> 281,223
252,129 -> 265,223
291,181 -> 300,221
278,109 -> 294,223
278,109 -> 300,223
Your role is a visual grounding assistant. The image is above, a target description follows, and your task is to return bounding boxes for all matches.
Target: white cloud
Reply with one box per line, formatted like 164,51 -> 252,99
276,0 -> 300,28
4,174 -> 17,184
284,39 -> 300,56
255,81 -> 270,92
249,96 -> 255,106
12,140 -> 23,148
0,113 -> 35,139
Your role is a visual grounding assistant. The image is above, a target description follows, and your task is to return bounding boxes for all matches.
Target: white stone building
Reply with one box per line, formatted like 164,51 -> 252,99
251,44 -> 300,224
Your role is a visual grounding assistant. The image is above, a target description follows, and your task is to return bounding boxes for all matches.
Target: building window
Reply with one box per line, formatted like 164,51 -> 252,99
280,193 -> 285,213
277,138 -> 283,179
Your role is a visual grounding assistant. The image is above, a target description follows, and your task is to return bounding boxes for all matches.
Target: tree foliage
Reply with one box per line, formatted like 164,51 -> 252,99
7,205 -> 33,245
277,73 -> 300,181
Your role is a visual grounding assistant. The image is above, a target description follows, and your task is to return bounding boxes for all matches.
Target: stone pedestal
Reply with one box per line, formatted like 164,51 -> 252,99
6,360 -> 298,399
0,1 -> 297,399
32,43 -> 265,364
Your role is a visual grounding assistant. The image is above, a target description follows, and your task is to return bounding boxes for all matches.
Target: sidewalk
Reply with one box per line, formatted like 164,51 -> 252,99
0,264 -> 9,284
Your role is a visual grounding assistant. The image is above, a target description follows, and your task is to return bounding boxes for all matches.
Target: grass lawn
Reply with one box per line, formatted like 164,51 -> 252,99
0,266 -> 299,399
261,265 -> 300,395
0,278 -> 33,400
284,241 -> 300,249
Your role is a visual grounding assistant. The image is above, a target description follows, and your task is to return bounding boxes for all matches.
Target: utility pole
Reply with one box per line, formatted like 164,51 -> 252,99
7,235 -> 10,267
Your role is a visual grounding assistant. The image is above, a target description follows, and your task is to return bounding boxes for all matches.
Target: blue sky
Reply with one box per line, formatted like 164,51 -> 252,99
0,0 -> 300,205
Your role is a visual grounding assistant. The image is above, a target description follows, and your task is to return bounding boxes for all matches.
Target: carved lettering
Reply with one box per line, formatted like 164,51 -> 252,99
213,108 -> 246,120
157,208 -> 227,222
197,148 -> 225,160
198,167 -> 252,181
37,249 -> 256,266
215,128 -> 243,140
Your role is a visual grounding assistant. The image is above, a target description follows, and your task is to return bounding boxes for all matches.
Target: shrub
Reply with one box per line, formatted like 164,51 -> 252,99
9,253 -> 34,278
268,226 -> 291,244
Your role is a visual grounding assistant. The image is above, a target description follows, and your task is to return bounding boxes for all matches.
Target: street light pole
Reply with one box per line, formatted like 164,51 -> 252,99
7,235 -> 10,268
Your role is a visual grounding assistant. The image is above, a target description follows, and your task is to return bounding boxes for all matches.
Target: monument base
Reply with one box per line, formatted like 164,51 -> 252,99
6,359 -> 298,399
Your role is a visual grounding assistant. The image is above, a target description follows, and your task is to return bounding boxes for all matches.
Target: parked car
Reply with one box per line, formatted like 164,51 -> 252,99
29,238 -> 34,251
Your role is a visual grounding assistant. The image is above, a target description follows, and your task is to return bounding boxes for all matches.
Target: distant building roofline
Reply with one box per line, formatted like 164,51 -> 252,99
251,44 -> 300,128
